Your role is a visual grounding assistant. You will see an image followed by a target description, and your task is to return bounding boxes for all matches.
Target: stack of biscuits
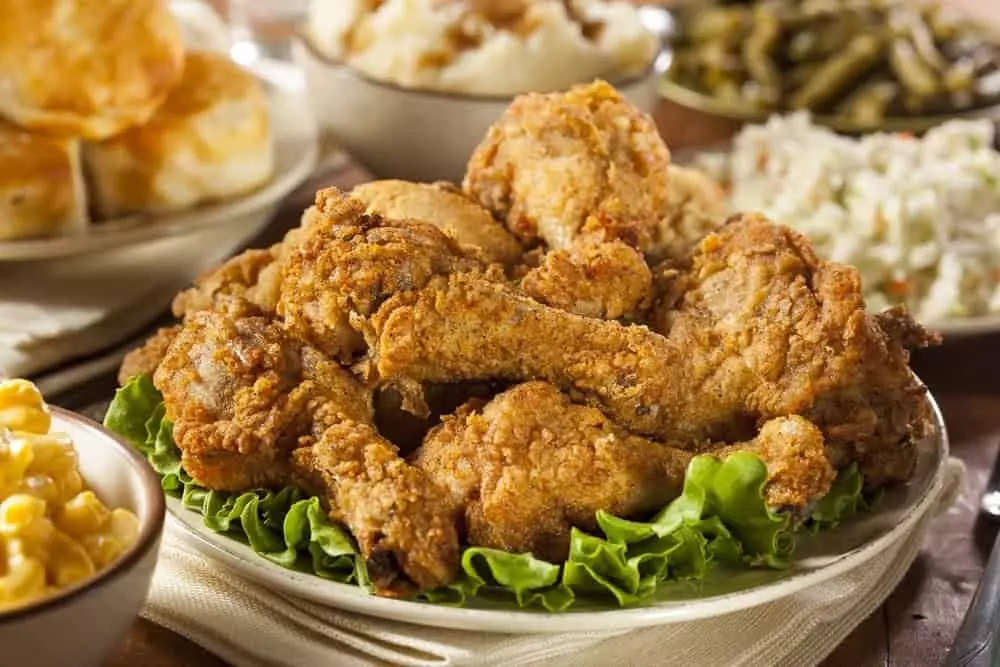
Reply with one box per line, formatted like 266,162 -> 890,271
0,0 -> 275,242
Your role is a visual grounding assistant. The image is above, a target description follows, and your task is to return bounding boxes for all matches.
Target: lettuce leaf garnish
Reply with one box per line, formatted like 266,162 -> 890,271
106,375 -> 867,610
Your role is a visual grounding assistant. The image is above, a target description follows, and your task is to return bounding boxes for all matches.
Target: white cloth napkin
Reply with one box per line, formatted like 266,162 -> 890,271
141,458 -> 966,667
0,221 -> 265,380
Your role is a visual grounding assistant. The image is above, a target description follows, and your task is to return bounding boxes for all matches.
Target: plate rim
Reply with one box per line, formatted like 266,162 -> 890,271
165,393 -> 949,634
0,58 -> 321,262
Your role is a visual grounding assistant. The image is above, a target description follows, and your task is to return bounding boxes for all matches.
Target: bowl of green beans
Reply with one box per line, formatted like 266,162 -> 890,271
658,0 -> 1000,134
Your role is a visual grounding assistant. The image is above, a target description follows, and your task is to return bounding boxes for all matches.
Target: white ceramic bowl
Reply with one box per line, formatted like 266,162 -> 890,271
0,408 -> 165,667
291,36 -> 664,182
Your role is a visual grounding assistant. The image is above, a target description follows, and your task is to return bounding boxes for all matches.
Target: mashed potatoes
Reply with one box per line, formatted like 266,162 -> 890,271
306,0 -> 658,95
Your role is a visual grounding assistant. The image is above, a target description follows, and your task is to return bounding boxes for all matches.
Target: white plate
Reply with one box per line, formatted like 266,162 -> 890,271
167,394 -> 948,634
0,59 -> 323,263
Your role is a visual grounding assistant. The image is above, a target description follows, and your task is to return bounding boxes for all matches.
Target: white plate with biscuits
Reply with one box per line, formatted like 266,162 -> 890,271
0,57 -> 320,262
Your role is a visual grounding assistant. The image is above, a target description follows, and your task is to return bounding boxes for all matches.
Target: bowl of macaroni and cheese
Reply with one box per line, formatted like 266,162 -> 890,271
294,0 -> 665,181
0,380 -> 165,667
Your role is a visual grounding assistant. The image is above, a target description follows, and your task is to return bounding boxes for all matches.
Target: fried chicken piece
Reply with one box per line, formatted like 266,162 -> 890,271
652,164 -> 729,262
650,214 -> 937,484
279,188 -> 490,365
351,180 -> 523,266
117,325 -> 181,386
520,236 -> 652,319
291,422 -> 460,595
154,303 -> 371,490
710,414 -> 836,512
463,80 -> 671,252
154,303 -> 459,596
171,246 -> 279,319
171,212 -> 316,321
415,382 -> 833,562
358,215 -> 931,487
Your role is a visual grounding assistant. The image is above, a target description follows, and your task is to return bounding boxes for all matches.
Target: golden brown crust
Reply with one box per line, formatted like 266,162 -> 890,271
117,326 -> 181,386
154,305 -> 459,595
416,382 -> 691,561
0,121 -> 87,240
351,179 -> 523,266
710,415 -> 835,511
85,50 -> 272,217
416,383 -> 833,561
0,0 -> 184,139
652,164 -> 729,262
279,188 -> 488,362
291,423 -> 460,596
362,214 -> 928,485
520,236 -> 652,319
463,80 -> 671,253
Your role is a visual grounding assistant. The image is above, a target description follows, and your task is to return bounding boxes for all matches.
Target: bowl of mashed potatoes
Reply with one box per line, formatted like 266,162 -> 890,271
295,0 -> 664,181
0,380 -> 165,667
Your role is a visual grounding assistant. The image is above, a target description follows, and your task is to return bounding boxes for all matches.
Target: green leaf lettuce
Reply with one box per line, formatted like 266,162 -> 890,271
105,375 -> 867,610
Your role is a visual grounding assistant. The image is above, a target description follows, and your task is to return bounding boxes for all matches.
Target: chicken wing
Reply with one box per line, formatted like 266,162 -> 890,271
351,180 -> 523,266
355,215 -> 932,486
153,302 -> 460,596
415,382 -> 833,562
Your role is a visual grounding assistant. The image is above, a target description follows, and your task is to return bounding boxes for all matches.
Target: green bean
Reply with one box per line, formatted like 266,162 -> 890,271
787,61 -> 823,89
944,58 -> 976,94
686,8 -> 750,44
838,80 -> 899,125
670,0 -> 1000,118
896,8 -> 949,72
888,37 -> 941,98
790,33 -> 885,110
742,5 -> 781,88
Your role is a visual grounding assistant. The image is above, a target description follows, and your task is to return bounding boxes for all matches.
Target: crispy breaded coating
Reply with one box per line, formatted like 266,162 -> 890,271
415,382 -> 833,562
171,246 -> 280,319
365,214 -> 933,486
652,214 -> 937,485
292,422 -> 459,595
463,80 -> 671,252
710,415 -> 835,512
279,189 -> 490,363
351,180 -> 523,266
520,236 -> 652,319
117,325 -> 181,386
154,304 -> 459,596
171,222 -> 309,320
652,164 -> 729,262
154,305 -> 371,490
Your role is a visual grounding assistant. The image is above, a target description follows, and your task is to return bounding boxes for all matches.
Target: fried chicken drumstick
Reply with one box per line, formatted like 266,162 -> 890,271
153,303 -> 460,596
415,381 -> 834,562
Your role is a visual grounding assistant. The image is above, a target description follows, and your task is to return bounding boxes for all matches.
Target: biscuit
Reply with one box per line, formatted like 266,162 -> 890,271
84,51 -> 274,219
0,122 -> 88,241
0,0 -> 185,140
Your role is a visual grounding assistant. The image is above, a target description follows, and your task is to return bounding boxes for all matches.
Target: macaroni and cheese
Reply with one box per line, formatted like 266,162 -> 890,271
0,380 -> 139,612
